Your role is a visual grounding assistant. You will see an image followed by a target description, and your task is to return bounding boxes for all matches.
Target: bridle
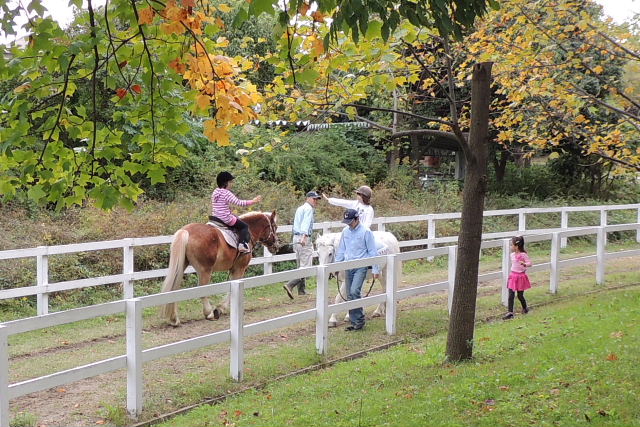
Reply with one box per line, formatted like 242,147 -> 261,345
321,241 -> 377,301
257,213 -> 279,254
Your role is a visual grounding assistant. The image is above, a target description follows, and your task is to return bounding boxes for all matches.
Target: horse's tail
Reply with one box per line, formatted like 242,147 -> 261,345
161,229 -> 189,320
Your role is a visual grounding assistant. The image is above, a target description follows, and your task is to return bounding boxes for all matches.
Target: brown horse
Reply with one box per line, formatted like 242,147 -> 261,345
161,211 -> 279,326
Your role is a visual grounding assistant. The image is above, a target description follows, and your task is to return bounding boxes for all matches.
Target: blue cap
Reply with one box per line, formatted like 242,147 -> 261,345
306,191 -> 321,199
342,209 -> 359,224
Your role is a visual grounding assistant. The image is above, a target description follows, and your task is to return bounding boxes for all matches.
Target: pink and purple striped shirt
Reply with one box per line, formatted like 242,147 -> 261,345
211,188 -> 255,226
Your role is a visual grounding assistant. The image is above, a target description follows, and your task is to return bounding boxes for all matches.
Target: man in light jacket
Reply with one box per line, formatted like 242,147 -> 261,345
335,208 -> 380,331
283,191 -> 322,298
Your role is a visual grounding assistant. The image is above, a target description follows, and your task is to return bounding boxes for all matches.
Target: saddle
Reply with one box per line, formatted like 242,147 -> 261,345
206,216 -> 241,249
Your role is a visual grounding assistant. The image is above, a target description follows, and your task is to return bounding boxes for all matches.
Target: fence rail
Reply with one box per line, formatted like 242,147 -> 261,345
1,219 -> 640,426
1,204 -> 639,317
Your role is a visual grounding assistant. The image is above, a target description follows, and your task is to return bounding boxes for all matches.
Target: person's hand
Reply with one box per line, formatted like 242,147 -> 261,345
520,261 -> 526,266
301,235 -> 308,246
253,195 -> 262,203
373,273 -> 380,279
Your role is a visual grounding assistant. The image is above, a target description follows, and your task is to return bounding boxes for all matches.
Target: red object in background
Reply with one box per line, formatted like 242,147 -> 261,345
423,156 -> 441,168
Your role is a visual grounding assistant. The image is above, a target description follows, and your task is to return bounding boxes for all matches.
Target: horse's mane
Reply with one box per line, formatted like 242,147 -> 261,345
316,232 -> 341,246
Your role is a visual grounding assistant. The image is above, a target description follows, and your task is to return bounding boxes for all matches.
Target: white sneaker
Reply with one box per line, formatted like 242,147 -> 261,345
238,243 -> 251,253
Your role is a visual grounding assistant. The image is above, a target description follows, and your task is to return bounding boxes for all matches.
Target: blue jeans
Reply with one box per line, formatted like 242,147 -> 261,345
346,267 -> 368,328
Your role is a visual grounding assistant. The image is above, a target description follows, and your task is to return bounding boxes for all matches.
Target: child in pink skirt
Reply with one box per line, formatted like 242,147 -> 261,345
503,236 -> 532,320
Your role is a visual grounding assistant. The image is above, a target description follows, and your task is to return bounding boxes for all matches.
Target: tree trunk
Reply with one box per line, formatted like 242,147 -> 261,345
446,62 -> 493,361
494,149 -> 509,183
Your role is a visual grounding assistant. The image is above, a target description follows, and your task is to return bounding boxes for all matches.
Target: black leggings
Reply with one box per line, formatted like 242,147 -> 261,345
230,219 -> 250,245
508,289 -> 527,313
212,216 -> 250,245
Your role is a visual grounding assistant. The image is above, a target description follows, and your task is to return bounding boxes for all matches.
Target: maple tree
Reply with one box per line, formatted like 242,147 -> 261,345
0,0 -> 261,209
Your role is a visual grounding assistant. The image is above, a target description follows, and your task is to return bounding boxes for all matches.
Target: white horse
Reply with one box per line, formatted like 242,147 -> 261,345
316,231 -> 400,328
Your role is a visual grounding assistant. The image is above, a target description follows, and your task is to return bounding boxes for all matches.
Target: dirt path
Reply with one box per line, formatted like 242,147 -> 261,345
8,259 -> 639,427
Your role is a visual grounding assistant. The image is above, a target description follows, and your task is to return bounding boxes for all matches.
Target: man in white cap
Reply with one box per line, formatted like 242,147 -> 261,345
335,208 -> 380,331
284,191 -> 322,298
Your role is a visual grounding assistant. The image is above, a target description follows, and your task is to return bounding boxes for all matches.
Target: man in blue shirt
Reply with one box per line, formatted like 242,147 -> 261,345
335,208 -> 380,331
284,191 -> 322,298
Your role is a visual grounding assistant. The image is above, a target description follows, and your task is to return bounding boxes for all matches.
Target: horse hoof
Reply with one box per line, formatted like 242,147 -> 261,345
328,322 -> 337,328
169,320 -> 180,327
213,308 -> 221,320
371,312 -> 381,318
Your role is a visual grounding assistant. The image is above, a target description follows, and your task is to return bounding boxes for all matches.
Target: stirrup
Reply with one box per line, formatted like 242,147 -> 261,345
237,243 -> 251,253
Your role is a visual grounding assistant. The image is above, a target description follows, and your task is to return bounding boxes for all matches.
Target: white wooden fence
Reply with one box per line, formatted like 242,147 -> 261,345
1,204 -> 639,315
0,205 -> 639,426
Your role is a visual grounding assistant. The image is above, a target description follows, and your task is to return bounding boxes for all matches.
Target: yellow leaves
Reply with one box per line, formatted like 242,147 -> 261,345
593,65 -> 604,74
217,4 -> 232,13
196,94 -> 211,110
13,82 -> 32,94
138,7 -> 155,25
204,120 -> 231,146
216,37 -> 230,47
311,38 -> 324,57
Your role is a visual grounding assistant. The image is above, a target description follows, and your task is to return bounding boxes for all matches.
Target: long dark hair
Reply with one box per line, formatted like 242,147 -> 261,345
512,236 -> 527,253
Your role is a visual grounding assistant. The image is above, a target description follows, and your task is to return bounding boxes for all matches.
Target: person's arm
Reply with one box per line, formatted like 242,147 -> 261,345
226,191 -> 261,207
520,253 -> 532,267
365,230 -> 381,275
298,207 -> 313,245
324,196 -> 356,209
335,232 -> 347,263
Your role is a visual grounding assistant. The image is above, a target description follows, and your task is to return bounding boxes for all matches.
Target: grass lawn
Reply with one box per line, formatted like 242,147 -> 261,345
160,287 -> 640,427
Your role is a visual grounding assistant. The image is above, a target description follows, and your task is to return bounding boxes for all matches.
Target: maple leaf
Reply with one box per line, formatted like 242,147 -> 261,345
138,7 -> 154,25
116,88 -> 128,99
298,2 -> 310,15
118,60 -> 128,68
131,84 -> 142,94
182,0 -> 196,7
204,120 -> 231,146
196,94 -> 211,110
218,4 -> 232,12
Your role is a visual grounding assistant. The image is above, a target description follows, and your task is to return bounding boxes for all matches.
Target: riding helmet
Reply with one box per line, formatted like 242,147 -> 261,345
355,185 -> 372,199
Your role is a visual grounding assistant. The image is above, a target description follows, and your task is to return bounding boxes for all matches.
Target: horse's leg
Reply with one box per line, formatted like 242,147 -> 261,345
372,268 -> 387,318
328,278 -> 348,328
215,264 -> 248,316
197,268 -> 218,320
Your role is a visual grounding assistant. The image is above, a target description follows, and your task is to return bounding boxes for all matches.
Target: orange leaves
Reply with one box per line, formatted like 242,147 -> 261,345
169,58 -> 186,74
204,120 -> 231,146
196,94 -> 211,110
298,2 -> 310,15
182,0 -> 196,7
138,7 -> 154,25
606,353 -> 619,361
116,88 -> 128,99
131,84 -> 143,94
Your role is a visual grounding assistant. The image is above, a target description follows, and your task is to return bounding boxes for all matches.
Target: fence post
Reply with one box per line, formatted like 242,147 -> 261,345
636,208 -> 640,243
518,211 -> 526,233
600,209 -> 608,247
123,239 -> 134,299
427,217 -> 436,262
315,265 -> 329,355
126,298 -> 143,418
262,247 -> 273,275
550,232 -> 561,294
561,209 -> 569,248
501,239 -> 511,307
36,248 -> 49,316
377,219 -> 386,232
596,227 -> 606,285
0,326 -> 8,427
447,246 -> 457,314
321,222 -> 331,235
230,280 -> 245,381
385,254 -> 398,335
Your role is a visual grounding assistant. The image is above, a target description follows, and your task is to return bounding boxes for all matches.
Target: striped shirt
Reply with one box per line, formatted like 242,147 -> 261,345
211,188 -> 255,226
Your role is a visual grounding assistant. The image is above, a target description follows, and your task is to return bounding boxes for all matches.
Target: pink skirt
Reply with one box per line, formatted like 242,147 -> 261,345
508,271 -> 531,291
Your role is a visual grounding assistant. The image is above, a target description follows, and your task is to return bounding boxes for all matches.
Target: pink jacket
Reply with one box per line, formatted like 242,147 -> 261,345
511,252 -> 532,273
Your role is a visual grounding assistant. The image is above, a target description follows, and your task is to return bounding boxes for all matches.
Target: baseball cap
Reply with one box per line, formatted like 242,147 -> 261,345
306,191 -> 321,199
342,208 -> 359,224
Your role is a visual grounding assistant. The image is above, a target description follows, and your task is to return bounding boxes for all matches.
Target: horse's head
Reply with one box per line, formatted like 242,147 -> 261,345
316,232 -> 341,265
242,211 -> 280,254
